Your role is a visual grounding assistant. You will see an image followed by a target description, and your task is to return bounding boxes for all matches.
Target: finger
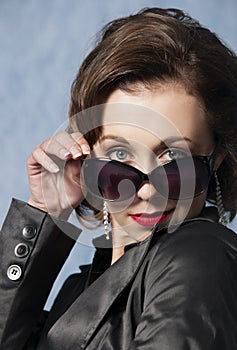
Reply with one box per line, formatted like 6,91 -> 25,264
41,138 -> 72,160
54,131 -> 89,159
70,132 -> 91,156
64,157 -> 82,180
28,147 -> 60,173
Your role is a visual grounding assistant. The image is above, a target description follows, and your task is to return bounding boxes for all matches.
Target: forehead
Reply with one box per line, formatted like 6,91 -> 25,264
100,87 -> 214,151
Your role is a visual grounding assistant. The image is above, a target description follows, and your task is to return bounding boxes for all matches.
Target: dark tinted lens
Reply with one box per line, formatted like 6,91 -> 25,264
83,157 -> 210,201
82,160 -> 105,198
83,159 -> 142,201
150,157 -> 210,199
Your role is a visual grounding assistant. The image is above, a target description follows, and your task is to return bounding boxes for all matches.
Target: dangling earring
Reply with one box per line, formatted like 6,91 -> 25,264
103,201 -> 110,240
214,171 -> 228,226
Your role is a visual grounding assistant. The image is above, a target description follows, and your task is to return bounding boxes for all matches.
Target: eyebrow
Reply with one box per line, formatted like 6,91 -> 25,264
100,135 -> 130,145
99,135 -> 192,151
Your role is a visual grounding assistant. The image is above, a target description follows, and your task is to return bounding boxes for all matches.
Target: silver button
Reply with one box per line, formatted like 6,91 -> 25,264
14,243 -> 30,258
22,225 -> 37,240
7,265 -> 22,281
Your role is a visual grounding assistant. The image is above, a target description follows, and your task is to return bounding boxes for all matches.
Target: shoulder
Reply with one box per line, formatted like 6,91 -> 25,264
134,221 -> 237,349
151,219 -> 237,260
145,220 -> 237,287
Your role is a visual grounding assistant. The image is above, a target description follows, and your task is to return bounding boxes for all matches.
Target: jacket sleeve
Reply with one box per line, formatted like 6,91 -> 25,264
0,198 -> 81,350
130,221 -> 237,349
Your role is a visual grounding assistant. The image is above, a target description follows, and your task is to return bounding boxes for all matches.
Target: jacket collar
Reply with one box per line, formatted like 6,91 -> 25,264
199,205 -> 219,222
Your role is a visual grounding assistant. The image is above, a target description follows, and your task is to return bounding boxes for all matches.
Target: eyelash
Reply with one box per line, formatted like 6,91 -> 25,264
106,148 -> 133,162
106,147 -> 189,163
158,149 -> 189,162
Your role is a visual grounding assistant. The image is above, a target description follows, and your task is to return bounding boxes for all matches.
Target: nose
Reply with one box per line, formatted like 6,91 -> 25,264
136,181 -> 158,201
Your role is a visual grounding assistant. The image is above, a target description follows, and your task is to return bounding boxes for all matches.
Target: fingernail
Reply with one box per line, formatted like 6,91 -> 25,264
49,163 -> 60,173
70,146 -> 82,159
81,144 -> 90,154
73,153 -> 82,159
60,149 -> 71,158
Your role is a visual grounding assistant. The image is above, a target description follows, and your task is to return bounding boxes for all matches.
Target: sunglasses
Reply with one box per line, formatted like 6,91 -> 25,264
81,151 -> 216,202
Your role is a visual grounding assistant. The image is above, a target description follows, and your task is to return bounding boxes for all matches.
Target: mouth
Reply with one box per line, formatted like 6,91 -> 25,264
129,208 -> 175,227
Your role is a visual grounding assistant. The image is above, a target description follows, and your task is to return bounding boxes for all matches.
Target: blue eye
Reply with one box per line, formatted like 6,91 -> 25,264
109,149 -> 128,161
106,148 -> 132,162
115,150 -> 128,160
168,150 -> 187,159
159,149 -> 189,162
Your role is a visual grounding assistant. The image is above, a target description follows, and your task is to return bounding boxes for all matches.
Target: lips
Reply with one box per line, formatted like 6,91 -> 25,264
129,208 -> 174,227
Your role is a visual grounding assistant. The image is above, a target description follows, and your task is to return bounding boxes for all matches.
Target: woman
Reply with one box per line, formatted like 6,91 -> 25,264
1,7 -> 237,349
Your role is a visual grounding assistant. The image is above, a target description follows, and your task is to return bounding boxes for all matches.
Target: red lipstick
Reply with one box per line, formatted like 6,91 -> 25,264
130,209 -> 174,227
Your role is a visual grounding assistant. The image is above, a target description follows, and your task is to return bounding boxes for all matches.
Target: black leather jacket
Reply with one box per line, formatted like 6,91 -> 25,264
0,199 -> 237,349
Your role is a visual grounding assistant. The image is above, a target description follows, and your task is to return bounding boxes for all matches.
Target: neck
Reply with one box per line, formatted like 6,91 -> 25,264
110,226 -> 131,264
110,224 -> 152,265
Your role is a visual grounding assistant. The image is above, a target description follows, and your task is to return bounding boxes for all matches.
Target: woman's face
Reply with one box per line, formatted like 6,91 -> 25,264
92,84 -> 216,245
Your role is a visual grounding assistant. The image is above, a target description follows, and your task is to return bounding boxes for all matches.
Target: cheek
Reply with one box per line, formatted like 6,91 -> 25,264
171,192 -> 207,224
107,198 -> 136,216
107,201 -> 132,232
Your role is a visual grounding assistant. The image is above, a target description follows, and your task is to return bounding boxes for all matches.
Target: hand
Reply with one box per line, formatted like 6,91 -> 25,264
27,131 -> 90,219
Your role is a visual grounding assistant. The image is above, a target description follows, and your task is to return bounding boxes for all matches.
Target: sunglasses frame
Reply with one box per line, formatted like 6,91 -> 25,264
81,143 -> 219,202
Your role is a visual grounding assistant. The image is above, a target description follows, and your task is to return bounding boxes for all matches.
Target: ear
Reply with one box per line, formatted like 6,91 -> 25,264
213,150 -> 227,171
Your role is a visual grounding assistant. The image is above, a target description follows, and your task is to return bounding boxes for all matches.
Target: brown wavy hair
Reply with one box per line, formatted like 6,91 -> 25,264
68,7 -> 237,223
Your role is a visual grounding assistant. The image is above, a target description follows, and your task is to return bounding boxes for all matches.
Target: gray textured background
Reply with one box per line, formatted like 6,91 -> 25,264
1,0 -> 237,307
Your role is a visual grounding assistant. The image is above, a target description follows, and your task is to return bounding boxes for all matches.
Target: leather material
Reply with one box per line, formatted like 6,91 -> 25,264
1,200 -> 237,349
0,199 -> 81,350
40,220 -> 237,350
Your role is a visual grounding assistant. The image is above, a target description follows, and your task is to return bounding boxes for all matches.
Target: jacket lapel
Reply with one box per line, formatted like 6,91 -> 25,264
44,228 -> 155,349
